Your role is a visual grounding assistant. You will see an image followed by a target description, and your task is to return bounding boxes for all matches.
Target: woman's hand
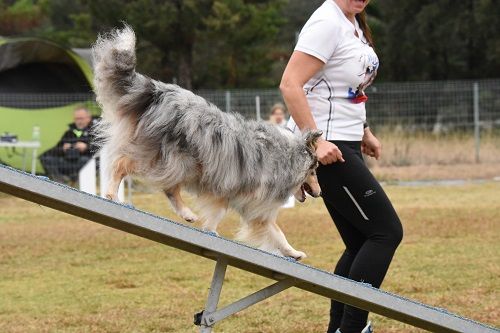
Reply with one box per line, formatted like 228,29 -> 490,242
362,128 -> 382,160
316,139 -> 345,165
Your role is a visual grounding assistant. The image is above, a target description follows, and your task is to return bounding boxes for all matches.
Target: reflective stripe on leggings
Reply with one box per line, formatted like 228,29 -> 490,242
342,186 -> 369,221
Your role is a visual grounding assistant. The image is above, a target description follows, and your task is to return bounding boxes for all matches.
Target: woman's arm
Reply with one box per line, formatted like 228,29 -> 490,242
280,51 -> 344,164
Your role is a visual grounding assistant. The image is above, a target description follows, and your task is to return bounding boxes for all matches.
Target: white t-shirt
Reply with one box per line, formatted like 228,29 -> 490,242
287,0 -> 379,141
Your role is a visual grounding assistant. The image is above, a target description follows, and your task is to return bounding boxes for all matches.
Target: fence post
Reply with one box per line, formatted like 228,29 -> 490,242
79,158 -> 97,195
225,91 -> 231,113
473,82 -> 480,163
255,95 -> 261,120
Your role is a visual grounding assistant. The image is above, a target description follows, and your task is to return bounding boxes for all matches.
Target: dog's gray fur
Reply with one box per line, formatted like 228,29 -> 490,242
92,25 -> 321,259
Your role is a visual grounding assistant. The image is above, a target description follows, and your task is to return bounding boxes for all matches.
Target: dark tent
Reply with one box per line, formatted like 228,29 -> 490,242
0,37 -> 93,108
0,37 -> 97,173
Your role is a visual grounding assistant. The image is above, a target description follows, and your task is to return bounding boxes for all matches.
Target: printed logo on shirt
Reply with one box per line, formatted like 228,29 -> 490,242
73,129 -> 84,138
347,53 -> 379,104
364,189 -> 376,197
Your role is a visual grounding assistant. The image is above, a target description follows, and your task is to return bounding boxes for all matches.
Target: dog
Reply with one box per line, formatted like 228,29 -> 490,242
91,25 -> 321,260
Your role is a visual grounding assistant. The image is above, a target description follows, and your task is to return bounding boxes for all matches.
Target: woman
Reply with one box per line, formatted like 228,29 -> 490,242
268,103 -> 288,127
280,1 -> 403,332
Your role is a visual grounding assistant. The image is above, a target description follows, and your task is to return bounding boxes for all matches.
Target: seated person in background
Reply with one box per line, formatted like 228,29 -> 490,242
268,103 -> 288,127
40,106 -> 98,183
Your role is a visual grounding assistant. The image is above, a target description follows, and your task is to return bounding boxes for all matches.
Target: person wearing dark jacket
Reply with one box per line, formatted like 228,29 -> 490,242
40,106 -> 98,182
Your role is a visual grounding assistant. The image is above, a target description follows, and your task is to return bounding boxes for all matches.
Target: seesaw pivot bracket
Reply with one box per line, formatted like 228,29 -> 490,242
195,257 -> 295,332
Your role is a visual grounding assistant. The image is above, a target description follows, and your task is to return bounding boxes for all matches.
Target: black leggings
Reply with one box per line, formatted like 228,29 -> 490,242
318,141 -> 403,333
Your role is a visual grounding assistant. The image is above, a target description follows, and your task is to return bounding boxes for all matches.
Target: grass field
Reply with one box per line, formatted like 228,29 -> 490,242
0,182 -> 499,332
367,131 -> 500,181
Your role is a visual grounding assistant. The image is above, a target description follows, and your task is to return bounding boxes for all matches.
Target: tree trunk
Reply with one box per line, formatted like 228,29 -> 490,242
227,53 -> 238,87
177,48 -> 193,90
466,0 -> 477,78
172,0 -> 194,90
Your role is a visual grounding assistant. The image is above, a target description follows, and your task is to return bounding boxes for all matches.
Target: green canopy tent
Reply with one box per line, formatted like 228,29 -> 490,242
0,36 -> 98,173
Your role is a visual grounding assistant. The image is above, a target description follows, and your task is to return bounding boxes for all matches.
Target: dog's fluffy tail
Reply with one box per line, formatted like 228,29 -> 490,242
92,25 -> 156,148
92,24 -> 137,110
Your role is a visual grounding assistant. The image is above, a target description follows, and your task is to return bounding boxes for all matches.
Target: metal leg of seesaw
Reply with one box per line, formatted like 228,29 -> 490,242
195,257 -> 295,333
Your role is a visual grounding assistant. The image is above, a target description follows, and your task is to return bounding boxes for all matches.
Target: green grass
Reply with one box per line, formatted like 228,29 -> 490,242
0,183 -> 499,332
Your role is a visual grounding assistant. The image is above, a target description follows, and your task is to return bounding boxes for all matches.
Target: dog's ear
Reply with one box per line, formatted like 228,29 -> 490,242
303,130 -> 323,150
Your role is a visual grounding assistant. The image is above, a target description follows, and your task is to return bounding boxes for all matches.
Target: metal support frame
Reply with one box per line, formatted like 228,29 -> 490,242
199,258 -> 227,332
197,257 -> 295,332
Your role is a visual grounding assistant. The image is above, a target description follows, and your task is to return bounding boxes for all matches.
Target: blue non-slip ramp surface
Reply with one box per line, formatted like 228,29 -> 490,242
0,164 -> 497,333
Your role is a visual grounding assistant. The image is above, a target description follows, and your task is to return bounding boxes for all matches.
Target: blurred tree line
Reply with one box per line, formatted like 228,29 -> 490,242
1,0 -> 499,89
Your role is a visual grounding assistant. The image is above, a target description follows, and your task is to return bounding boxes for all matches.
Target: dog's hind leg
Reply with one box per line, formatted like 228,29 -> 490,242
164,185 -> 198,223
237,214 -> 306,261
198,196 -> 228,234
106,156 -> 134,201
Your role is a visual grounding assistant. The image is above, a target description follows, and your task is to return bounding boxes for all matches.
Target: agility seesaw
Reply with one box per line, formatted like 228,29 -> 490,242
0,164 -> 497,333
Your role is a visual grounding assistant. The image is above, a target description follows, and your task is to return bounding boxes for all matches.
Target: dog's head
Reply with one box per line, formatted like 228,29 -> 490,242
294,130 -> 322,202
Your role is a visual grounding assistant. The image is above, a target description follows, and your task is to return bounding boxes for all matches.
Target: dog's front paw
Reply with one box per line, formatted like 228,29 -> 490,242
202,228 -> 219,236
283,249 -> 307,261
180,208 -> 199,223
